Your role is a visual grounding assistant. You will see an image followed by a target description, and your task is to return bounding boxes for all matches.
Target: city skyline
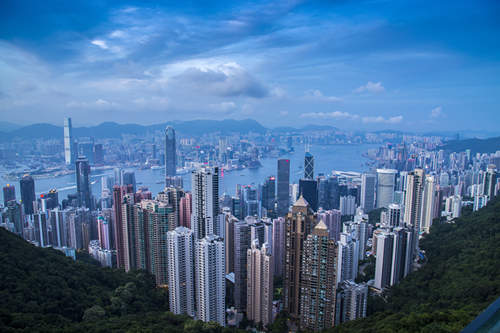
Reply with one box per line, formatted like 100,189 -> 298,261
1,1 -> 500,131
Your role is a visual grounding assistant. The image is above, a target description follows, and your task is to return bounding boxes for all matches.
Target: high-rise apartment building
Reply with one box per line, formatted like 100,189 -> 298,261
404,169 -> 425,251
247,240 -> 274,326
283,196 -> 316,320
272,217 -> 285,277
191,167 -> 220,239
195,234 -> 226,327
387,203 -> 402,227
318,209 -> 342,241
376,169 -> 397,208
421,175 -> 436,233
374,231 -> 394,290
165,126 -> 176,177
299,220 -> 337,331
336,280 -> 368,324
167,226 -> 195,317
337,232 -> 359,284
179,192 -> 192,228
482,164 -> 497,199
277,159 -> 290,216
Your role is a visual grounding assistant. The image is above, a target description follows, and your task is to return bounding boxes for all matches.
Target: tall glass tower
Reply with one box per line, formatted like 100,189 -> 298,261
64,117 -> 74,165
277,159 -> 290,216
76,156 -> 92,209
165,126 -> 176,177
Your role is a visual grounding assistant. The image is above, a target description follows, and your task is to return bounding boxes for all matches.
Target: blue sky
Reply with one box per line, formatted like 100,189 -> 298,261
0,0 -> 499,132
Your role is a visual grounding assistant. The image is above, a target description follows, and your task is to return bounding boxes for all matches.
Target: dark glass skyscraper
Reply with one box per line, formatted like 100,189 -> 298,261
304,152 -> 314,180
261,176 -> 276,217
165,126 -> 176,177
20,175 -> 36,215
3,184 -> 16,206
299,178 -> 318,211
277,159 -> 290,216
76,156 -> 92,209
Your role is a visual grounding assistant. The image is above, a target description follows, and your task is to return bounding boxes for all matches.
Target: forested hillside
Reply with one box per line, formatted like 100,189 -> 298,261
0,229 -> 236,332
330,197 -> 500,332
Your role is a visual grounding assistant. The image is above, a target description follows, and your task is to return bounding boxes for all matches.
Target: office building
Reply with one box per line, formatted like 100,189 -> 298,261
20,174 -> 36,215
165,126 -> 176,177
272,217 -> 285,277
299,178 -> 318,211
360,173 -> 376,212
247,240 -> 274,326
277,159 -> 290,216
76,156 -> 92,209
195,234 -> 226,327
167,227 -> 195,317
3,184 -> 16,206
233,220 -> 251,311
304,151 -> 314,180
261,176 -> 276,217
64,117 -> 74,165
376,169 -> 397,208
299,220 -> 337,331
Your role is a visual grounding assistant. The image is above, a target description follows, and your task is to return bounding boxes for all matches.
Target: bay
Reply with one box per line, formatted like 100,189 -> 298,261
0,144 -> 378,203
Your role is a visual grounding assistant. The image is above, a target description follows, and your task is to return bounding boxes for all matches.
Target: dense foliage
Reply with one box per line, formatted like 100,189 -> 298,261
0,229 -> 239,332
329,197 -> 500,332
442,136 -> 500,154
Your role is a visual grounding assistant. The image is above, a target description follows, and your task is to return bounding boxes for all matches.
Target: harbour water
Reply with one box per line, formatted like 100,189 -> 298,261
0,144 -> 379,203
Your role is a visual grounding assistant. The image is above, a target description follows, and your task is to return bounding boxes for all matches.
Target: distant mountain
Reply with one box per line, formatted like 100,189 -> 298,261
0,121 -> 22,132
441,136 -> 500,154
0,119 -> 268,141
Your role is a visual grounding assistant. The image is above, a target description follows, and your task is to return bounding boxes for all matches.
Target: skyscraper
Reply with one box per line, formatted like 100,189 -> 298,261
261,176 -> 276,217
337,280 -> 368,324
374,231 -> 394,290
3,184 -> 16,206
299,220 -> 337,331
299,178 -> 318,211
421,175 -> 436,234
360,173 -> 376,212
482,164 -> 497,199
247,240 -> 274,326
283,196 -> 316,320
122,171 -> 136,193
76,156 -> 92,209
304,152 -> 314,180
179,193 -> 192,228
337,232 -> 359,284
195,234 -> 226,327
20,174 -> 36,215
191,167 -> 220,240
387,203 -> 402,227
404,169 -> 425,251
233,220 -> 251,311
376,169 -> 397,208
64,117 -> 74,165
277,159 -> 290,216
165,126 -> 176,177
272,217 -> 286,277
167,226 -> 195,317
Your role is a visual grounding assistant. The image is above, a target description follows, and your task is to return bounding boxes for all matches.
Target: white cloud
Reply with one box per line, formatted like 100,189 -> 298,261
354,81 -> 385,94
91,40 -> 109,50
300,111 -> 358,120
431,106 -> 443,118
304,89 -> 341,102
362,115 -> 403,124
209,101 -> 237,112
